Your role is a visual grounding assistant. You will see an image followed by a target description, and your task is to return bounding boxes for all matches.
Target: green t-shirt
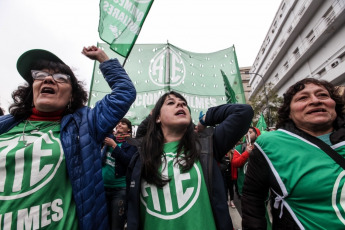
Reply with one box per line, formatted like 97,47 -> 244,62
0,121 -> 78,229
102,143 -> 126,188
140,141 -> 216,230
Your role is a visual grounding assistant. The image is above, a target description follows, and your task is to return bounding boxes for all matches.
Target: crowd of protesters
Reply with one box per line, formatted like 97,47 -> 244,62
0,46 -> 344,230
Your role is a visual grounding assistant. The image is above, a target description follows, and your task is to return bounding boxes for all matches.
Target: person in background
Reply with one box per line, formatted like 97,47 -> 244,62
126,91 -> 253,230
0,45 -> 136,229
233,127 -> 261,198
219,151 -> 232,207
102,118 -> 137,230
0,107 -> 4,116
242,78 -> 345,229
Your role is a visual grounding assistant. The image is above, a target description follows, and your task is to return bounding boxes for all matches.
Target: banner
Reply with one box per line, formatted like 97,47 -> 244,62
221,69 -> 238,104
89,43 -> 246,125
98,0 -> 154,57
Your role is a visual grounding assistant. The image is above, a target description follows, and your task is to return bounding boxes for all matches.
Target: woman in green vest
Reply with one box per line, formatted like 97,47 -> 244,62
126,91 -> 253,230
242,78 -> 345,229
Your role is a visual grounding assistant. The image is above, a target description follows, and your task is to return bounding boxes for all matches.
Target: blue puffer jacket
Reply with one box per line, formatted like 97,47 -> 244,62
0,59 -> 136,230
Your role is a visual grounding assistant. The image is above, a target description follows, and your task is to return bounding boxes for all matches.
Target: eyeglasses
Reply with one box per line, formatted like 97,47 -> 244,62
31,70 -> 70,83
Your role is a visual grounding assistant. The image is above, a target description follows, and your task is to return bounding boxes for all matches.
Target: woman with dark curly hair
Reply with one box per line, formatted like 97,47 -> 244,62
126,91 -> 253,230
0,45 -> 136,229
242,78 -> 345,229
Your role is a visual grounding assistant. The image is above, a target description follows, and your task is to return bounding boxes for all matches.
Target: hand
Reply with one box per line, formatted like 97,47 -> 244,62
104,137 -> 117,148
82,45 -> 109,63
196,121 -> 206,133
245,144 -> 254,153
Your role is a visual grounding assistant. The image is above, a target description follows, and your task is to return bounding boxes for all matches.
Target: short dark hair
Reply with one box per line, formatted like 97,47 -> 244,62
119,118 -> 132,134
276,78 -> 343,128
9,60 -> 88,119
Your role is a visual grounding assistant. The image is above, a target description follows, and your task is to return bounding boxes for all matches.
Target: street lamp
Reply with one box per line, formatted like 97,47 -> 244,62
245,71 -> 271,128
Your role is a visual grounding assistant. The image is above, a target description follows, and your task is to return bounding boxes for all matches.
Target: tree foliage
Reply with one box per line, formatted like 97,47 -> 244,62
249,82 -> 283,128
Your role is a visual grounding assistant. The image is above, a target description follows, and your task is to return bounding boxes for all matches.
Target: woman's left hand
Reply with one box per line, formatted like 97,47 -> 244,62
82,45 -> 109,63
104,137 -> 117,148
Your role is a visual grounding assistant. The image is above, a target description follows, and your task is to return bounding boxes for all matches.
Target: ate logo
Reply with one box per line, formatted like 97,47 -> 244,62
332,171 -> 345,224
149,48 -> 186,87
140,154 -> 201,219
0,131 -> 63,200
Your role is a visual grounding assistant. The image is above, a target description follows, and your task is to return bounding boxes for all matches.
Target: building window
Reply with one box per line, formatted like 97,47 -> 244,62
287,26 -> 293,33
306,30 -> 315,43
274,74 -> 279,81
293,48 -> 300,59
279,39 -> 285,47
317,68 -> 326,77
298,5 -> 305,16
323,7 -> 335,25
284,61 -> 289,70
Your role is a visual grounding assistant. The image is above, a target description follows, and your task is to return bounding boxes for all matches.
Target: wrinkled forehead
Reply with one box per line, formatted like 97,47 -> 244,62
294,83 -> 329,96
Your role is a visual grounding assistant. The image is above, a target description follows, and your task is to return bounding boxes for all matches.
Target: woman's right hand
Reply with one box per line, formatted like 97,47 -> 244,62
104,137 -> 117,149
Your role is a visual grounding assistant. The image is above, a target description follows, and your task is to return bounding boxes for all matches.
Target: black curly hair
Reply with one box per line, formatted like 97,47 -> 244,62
9,59 -> 88,119
276,78 -> 343,128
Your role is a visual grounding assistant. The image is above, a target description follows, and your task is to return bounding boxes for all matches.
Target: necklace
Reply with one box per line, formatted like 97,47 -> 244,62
19,120 -> 61,147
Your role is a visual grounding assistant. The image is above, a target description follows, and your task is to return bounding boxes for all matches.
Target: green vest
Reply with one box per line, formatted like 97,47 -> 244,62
256,129 -> 345,229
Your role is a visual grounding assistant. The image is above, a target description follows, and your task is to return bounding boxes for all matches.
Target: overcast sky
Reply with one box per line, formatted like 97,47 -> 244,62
0,0 -> 281,113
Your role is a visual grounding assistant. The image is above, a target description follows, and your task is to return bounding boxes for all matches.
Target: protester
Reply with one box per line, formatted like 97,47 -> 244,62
219,151 -> 232,207
0,45 -> 136,229
234,127 -> 261,197
102,118 -> 137,230
242,78 -> 345,229
126,91 -> 253,230
228,148 -> 240,208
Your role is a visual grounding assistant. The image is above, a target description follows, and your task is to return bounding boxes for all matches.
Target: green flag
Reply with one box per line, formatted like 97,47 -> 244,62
221,69 -> 237,104
98,0 -> 154,57
89,43 -> 244,125
256,113 -> 268,132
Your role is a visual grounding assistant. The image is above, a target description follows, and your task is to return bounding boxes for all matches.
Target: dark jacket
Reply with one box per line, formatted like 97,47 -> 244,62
126,103 -> 253,230
102,140 -> 138,178
0,59 -> 136,230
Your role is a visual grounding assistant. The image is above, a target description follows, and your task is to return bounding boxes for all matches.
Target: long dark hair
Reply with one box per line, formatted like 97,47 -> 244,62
141,91 -> 200,187
9,60 -> 88,119
276,78 -> 343,128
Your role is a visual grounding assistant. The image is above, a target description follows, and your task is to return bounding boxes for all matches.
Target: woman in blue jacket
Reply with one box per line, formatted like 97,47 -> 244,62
0,45 -> 136,229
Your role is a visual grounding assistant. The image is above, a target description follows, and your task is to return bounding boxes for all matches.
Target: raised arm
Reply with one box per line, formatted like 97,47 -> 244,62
201,104 -> 253,161
82,45 -> 137,142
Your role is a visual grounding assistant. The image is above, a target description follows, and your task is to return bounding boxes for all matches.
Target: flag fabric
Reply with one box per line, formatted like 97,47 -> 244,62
98,0 -> 154,57
89,43 -> 245,125
221,69 -> 237,104
256,113 -> 268,132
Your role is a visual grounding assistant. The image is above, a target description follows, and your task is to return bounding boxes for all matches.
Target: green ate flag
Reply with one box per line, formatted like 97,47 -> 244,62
98,0 -> 154,57
221,69 -> 238,104
256,113 -> 268,132
89,43 -> 246,125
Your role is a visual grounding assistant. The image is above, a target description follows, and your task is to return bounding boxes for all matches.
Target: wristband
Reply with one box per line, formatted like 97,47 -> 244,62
199,111 -> 206,126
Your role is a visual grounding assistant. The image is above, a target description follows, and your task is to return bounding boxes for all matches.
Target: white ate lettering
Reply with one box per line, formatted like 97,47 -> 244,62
0,199 -> 64,229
